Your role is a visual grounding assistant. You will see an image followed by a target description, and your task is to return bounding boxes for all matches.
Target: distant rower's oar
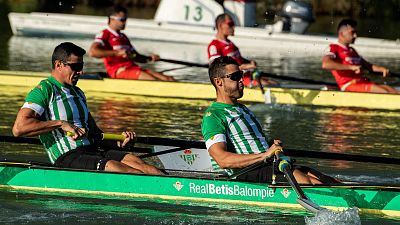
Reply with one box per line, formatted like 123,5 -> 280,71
369,71 -> 400,78
159,58 -> 209,68
2,135 -> 399,165
276,151 -> 324,213
157,58 -> 336,86
390,72 -> 400,78
260,71 -> 337,86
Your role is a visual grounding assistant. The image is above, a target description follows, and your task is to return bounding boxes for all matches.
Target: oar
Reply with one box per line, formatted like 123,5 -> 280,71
390,72 -> 400,78
2,135 -> 399,165
227,159 -> 267,180
158,58 -> 209,68
283,148 -> 400,165
157,58 -> 337,86
260,71 -> 337,86
100,134 -> 197,158
276,151 -> 324,213
370,71 -> 400,78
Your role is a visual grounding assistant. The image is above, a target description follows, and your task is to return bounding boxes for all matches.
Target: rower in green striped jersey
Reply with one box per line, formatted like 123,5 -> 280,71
23,76 -> 91,164
202,56 -> 337,184
12,42 -> 163,175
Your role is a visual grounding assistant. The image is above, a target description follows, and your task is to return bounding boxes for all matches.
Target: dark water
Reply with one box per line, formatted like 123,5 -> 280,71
1,2 -> 400,225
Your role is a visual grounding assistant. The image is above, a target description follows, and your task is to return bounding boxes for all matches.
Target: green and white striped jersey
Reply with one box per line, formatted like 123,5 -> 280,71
201,102 -> 269,175
22,76 -> 93,164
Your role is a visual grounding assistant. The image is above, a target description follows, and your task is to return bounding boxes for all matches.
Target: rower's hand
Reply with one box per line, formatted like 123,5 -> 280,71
250,60 -> 257,68
350,65 -> 361,74
61,121 -> 86,140
382,68 -> 390,78
149,54 -> 160,62
265,139 -> 283,158
117,131 -> 136,148
239,61 -> 257,71
114,49 -> 129,58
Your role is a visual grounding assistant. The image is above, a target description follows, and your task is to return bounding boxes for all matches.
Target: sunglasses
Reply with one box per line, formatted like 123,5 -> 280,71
222,70 -> 243,81
110,16 -> 127,22
64,62 -> 84,71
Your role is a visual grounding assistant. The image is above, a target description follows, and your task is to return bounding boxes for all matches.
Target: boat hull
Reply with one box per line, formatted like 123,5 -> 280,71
1,70 -> 400,110
0,163 -> 399,217
8,12 -> 400,55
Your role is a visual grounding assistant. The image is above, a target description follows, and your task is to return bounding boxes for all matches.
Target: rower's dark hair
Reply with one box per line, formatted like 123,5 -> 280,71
215,13 -> 230,29
51,42 -> 86,69
108,5 -> 128,24
208,56 -> 239,86
337,19 -> 357,32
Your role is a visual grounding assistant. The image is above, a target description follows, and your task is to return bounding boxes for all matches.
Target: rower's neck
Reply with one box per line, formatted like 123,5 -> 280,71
108,25 -> 121,33
216,32 -> 228,41
216,94 -> 237,105
338,39 -> 350,47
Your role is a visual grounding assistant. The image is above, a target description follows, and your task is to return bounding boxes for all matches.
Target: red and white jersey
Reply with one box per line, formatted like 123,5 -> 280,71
325,43 -> 369,88
207,39 -> 246,65
94,27 -> 138,76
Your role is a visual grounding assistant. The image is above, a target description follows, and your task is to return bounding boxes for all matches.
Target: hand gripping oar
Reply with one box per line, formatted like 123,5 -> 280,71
276,151 -> 324,213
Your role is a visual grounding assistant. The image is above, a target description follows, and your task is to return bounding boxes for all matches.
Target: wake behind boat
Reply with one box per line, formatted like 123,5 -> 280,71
1,70 -> 400,110
8,0 -> 400,55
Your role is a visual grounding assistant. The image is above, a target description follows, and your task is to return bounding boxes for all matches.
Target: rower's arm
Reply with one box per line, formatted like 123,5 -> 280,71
322,55 -> 360,72
208,142 -> 277,169
12,108 -> 83,138
89,42 -> 153,63
361,58 -> 390,77
88,42 -> 120,58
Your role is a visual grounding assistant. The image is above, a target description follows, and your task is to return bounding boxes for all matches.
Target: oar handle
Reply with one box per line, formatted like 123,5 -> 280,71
66,132 -> 125,141
101,133 -> 125,141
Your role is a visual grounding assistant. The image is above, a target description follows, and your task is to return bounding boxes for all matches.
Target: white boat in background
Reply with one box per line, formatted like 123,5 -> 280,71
8,0 -> 400,56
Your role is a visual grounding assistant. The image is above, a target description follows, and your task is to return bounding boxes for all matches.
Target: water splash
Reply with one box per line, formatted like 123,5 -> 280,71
305,207 -> 361,225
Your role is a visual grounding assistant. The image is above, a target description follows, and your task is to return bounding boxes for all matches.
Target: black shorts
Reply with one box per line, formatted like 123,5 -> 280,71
54,145 -> 128,171
236,163 -> 288,183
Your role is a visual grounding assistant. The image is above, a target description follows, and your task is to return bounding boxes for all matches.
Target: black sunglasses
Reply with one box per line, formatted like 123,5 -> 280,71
64,62 -> 84,71
223,70 -> 243,81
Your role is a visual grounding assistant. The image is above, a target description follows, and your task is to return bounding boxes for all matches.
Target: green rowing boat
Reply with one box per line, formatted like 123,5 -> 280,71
0,161 -> 399,217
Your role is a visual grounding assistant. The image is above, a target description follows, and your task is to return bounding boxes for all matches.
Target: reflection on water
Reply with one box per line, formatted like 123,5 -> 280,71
1,191 -> 308,225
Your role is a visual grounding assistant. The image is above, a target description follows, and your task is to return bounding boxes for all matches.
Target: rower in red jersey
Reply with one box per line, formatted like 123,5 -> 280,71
89,5 -> 175,81
322,19 -> 397,93
207,13 -> 278,87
